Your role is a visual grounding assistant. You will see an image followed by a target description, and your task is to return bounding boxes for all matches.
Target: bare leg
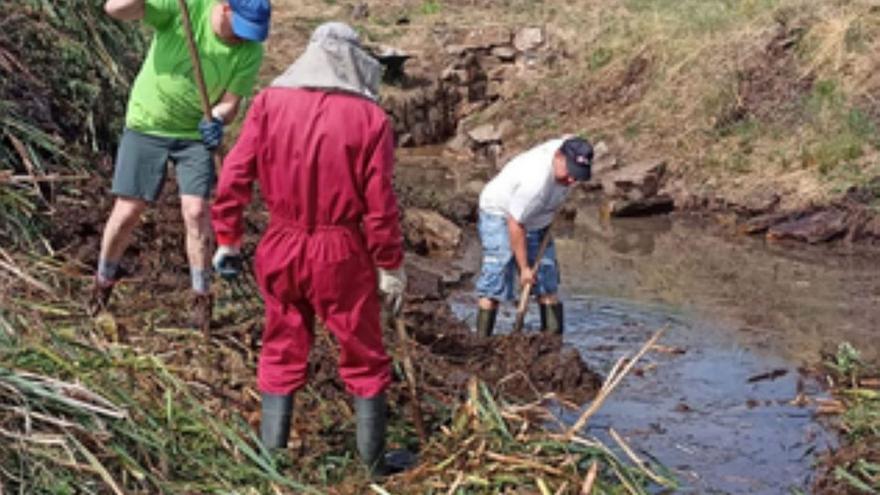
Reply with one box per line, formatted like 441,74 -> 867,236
180,194 -> 212,291
88,196 -> 146,314
99,196 -> 147,269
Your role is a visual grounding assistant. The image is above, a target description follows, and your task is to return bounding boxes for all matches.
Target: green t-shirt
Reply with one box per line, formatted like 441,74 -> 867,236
125,0 -> 264,139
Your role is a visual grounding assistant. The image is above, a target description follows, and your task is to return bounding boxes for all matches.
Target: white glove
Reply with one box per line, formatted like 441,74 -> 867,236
212,245 -> 242,280
378,267 -> 406,315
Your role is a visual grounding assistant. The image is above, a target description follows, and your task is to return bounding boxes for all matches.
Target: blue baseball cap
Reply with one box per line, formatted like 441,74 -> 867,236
560,137 -> 593,181
229,0 -> 271,42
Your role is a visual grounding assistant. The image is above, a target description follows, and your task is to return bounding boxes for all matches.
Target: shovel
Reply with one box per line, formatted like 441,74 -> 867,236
176,0 -> 223,170
512,222 -> 554,333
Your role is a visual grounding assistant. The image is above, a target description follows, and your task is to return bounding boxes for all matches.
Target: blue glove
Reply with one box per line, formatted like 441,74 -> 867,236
212,246 -> 242,280
199,116 -> 224,151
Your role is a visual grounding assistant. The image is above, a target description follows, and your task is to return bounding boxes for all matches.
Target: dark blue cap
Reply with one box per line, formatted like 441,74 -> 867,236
229,0 -> 271,42
560,137 -> 593,181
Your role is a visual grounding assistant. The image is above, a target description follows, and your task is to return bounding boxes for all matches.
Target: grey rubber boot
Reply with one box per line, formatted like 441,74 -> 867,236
476,307 -> 497,337
260,393 -> 294,449
354,393 -> 388,476
539,303 -> 564,335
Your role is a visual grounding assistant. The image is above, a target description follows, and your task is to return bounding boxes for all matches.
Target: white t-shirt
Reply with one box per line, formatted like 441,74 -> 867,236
479,138 -> 569,230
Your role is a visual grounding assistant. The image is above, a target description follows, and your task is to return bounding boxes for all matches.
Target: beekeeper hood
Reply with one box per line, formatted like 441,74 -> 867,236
271,22 -> 381,100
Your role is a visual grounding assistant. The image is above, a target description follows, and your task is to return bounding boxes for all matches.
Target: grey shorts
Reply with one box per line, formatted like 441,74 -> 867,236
111,128 -> 215,201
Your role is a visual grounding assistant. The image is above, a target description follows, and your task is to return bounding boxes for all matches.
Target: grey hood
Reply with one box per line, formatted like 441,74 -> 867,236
271,22 -> 381,100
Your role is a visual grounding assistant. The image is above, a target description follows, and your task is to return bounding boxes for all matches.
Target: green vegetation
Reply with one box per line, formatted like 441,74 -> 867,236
820,343 -> 880,493
420,0 -> 442,16
0,0 -> 145,251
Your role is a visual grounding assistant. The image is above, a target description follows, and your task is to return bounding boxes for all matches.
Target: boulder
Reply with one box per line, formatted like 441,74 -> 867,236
467,123 -> 502,144
403,208 -> 462,255
738,211 -> 795,235
464,26 -> 512,48
514,27 -> 544,52
491,46 -> 517,62
766,209 -> 850,244
602,159 -> 667,200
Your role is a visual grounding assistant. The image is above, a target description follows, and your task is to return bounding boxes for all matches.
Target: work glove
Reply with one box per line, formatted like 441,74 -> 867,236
198,116 -> 224,151
377,267 -> 406,316
212,245 -> 242,280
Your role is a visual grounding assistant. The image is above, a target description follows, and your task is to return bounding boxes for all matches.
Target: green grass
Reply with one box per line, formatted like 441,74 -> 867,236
822,342 -> 880,493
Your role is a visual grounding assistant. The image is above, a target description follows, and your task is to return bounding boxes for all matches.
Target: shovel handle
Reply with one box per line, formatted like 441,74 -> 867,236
512,223 -> 554,333
176,0 -> 222,169
176,0 -> 212,119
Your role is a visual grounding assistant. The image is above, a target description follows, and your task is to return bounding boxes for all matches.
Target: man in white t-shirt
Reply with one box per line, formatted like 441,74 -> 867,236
475,136 -> 593,337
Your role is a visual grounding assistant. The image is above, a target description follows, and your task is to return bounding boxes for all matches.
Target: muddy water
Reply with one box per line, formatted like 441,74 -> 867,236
449,206 -> 880,494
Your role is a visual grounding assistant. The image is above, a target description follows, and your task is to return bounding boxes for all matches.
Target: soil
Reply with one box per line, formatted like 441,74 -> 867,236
49,170 -> 601,472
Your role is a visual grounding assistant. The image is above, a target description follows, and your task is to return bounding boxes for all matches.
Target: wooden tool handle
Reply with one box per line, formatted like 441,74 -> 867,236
512,223 -> 554,333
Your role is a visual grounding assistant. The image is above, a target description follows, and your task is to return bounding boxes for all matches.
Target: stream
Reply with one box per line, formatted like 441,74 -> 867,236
448,205 -> 880,494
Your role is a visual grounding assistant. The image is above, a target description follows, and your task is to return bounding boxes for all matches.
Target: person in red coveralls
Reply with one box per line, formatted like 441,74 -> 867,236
210,22 -> 405,476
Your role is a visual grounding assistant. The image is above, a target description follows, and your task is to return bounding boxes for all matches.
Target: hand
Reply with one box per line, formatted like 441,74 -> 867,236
212,245 -> 242,280
377,267 -> 406,316
519,266 -> 536,287
198,116 -> 224,151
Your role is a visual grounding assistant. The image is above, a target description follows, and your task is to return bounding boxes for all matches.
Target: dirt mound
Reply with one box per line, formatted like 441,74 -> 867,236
406,301 -> 600,404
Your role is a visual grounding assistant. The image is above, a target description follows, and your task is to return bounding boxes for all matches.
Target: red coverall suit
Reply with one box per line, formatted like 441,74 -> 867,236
211,87 -> 403,399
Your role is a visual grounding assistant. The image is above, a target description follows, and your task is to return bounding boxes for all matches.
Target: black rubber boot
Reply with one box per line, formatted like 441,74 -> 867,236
476,307 -> 497,337
354,393 -> 388,477
539,303 -> 564,335
260,393 -> 294,449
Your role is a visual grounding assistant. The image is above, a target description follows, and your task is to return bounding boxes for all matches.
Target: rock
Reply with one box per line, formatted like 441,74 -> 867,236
497,120 -> 515,139
590,141 -> 618,177
403,208 -> 462,255
601,196 -> 675,218
404,257 -> 444,301
441,67 -> 468,84
462,179 -> 486,198
467,123 -> 502,144
446,131 -> 471,152
460,26 -> 512,49
593,140 -> 610,159
602,159 -> 667,200
766,209 -> 850,243
738,211 -> 795,235
860,214 -> 880,241
407,254 -> 468,287
513,27 -> 544,52
491,45 -> 517,62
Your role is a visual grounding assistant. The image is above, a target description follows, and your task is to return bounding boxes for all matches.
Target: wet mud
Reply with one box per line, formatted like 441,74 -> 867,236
48,172 -> 601,476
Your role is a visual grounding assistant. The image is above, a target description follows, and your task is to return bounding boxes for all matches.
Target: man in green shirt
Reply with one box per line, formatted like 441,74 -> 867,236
89,0 -> 270,332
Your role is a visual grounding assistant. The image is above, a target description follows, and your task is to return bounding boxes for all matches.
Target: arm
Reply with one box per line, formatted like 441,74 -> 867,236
104,0 -> 145,20
362,118 -> 404,269
506,215 -> 529,273
211,94 -> 264,247
211,92 -> 243,125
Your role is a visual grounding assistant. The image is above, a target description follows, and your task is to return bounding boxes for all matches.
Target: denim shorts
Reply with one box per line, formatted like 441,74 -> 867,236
111,128 -> 215,201
474,211 -> 560,302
